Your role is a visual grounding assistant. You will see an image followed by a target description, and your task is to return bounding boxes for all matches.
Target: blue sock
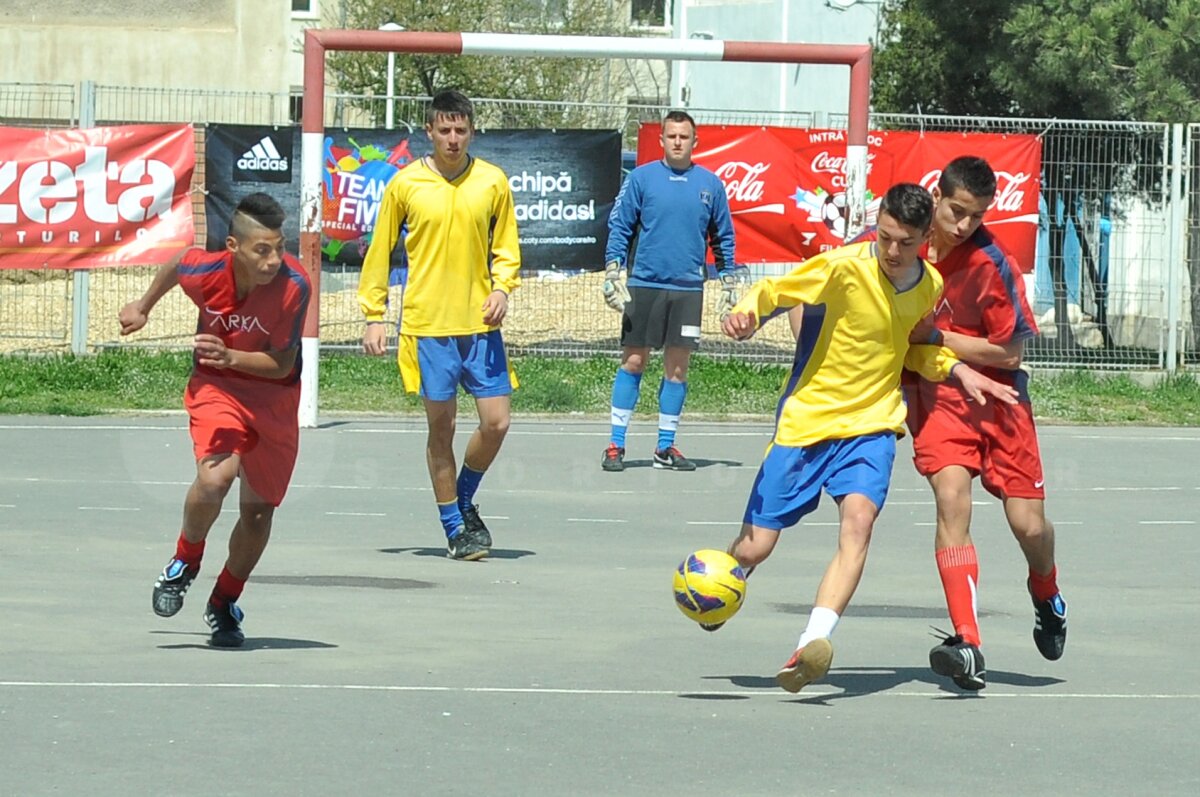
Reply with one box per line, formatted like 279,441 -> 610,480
657,379 -> 687,451
456,465 -> 485,512
438,501 -> 464,538
609,367 -> 642,449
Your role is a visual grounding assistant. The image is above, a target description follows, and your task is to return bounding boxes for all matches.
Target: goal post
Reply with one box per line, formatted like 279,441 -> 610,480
298,29 -> 873,427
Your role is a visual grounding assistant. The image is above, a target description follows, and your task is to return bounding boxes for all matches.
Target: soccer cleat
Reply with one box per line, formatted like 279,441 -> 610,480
152,558 -> 198,618
653,446 -> 696,471
602,443 -> 626,472
775,638 -> 834,693
460,503 -> 492,549
929,633 -> 986,691
446,524 -> 488,561
1029,581 -> 1067,661
204,601 -> 245,648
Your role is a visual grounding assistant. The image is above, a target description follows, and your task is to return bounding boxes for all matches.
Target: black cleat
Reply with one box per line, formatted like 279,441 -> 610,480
152,558 -> 198,618
929,632 -> 986,691
446,524 -> 488,561
653,446 -> 696,471
461,503 -> 492,549
602,443 -> 626,472
204,601 -> 245,648
1030,581 -> 1067,661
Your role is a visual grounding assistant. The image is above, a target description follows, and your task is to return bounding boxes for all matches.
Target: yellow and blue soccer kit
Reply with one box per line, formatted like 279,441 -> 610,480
359,156 -> 521,398
731,242 -> 960,528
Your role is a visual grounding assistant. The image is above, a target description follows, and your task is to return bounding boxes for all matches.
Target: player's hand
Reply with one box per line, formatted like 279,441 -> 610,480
716,272 -> 740,320
193,333 -> 233,369
482,290 -> 509,326
722,310 -> 758,341
601,260 -> 630,312
118,301 -> 147,336
362,323 -> 388,356
909,314 -> 942,345
951,363 -> 1019,406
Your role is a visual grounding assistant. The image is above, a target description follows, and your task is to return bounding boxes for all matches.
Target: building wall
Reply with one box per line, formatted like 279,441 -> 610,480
0,0 -> 294,93
672,0 -> 880,117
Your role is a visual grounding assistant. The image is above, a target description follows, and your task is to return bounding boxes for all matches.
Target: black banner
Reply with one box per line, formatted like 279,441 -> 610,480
204,125 -> 620,271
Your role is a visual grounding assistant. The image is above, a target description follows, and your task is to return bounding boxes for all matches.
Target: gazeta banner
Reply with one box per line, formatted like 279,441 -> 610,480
0,124 -> 195,269
205,125 -> 620,271
637,125 -> 1042,269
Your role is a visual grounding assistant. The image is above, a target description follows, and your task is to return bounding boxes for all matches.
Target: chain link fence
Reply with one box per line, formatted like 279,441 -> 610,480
1,81 -> 1194,372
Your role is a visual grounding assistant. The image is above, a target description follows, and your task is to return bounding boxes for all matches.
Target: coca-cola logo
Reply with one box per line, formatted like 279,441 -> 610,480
712,161 -> 769,204
918,169 -> 1031,213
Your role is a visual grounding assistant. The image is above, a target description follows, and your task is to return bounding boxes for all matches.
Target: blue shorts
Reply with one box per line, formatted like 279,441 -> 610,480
400,330 -> 516,401
742,432 -> 897,530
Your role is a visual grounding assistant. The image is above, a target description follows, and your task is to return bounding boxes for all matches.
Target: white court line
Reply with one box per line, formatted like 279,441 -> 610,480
77,506 -> 140,512
0,680 -> 1196,701
6,423 -> 1195,443
1139,520 -> 1196,525
567,518 -> 628,523
0,504 -> 14,508
325,511 -> 387,517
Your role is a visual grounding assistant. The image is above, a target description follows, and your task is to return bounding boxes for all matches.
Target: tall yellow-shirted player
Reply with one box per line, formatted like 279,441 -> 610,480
713,183 -> 1020,693
359,89 -> 521,561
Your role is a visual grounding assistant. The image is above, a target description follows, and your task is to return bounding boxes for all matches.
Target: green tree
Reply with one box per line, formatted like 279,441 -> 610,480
874,0 -> 1200,122
319,0 -> 665,127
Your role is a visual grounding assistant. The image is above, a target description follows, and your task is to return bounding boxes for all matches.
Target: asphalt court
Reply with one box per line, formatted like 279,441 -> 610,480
1,415 -> 1198,796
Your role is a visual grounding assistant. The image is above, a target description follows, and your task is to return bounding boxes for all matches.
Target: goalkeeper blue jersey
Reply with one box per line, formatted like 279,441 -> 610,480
605,160 -> 736,291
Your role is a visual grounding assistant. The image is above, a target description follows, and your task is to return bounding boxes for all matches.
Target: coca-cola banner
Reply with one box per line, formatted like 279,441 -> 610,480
636,125 -> 1041,268
0,124 -> 195,269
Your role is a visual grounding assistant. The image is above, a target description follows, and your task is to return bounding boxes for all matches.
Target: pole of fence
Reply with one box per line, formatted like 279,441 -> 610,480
71,80 -> 98,356
1166,123 -> 1184,374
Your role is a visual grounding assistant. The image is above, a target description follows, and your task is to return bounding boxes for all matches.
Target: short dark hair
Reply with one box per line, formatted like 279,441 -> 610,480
662,109 -> 697,132
230,192 -> 285,238
426,89 -> 474,126
878,183 -> 934,230
938,156 -> 997,200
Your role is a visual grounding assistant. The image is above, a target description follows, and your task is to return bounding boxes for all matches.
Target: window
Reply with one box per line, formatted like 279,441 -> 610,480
291,0 -> 319,18
631,0 -> 666,27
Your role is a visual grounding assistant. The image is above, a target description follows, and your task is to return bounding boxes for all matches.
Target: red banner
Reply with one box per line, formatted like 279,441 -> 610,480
0,124 -> 195,269
637,126 -> 1041,269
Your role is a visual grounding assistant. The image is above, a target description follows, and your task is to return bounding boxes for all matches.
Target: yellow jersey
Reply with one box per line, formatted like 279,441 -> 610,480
732,242 -> 959,447
359,156 -> 521,336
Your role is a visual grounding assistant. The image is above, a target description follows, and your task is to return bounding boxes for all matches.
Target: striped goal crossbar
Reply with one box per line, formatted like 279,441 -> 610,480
297,29 -> 873,426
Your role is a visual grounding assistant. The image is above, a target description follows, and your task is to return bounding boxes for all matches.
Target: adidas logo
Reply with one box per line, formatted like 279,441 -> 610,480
236,136 -> 289,172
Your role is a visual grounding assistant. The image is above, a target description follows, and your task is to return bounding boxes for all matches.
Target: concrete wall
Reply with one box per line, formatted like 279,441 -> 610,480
0,0 -> 293,93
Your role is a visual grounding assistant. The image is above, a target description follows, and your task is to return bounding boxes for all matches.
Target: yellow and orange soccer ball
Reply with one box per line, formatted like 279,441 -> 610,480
672,549 -> 747,626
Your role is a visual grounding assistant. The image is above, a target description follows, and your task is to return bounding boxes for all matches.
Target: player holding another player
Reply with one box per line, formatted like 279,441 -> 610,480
600,110 -> 740,473
907,156 -> 1066,691
118,192 -> 311,648
716,183 -> 1019,693
359,89 -> 521,561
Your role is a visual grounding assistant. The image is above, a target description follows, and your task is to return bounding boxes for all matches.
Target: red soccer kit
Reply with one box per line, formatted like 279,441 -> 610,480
904,225 -> 1046,499
177,249 -> 312,506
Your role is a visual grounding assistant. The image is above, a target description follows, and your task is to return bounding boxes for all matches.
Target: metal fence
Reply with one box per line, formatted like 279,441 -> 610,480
1,81 -> 1196,373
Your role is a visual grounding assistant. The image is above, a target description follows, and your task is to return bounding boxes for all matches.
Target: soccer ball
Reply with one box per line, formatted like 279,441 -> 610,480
673,549 -> 748,626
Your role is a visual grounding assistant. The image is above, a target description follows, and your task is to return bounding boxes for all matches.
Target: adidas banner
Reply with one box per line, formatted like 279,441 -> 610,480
204,124 -> 620,271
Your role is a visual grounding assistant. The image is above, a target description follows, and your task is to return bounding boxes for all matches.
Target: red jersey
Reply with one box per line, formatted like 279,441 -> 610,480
177,249 -> 311,391
923,225 -> 1037,387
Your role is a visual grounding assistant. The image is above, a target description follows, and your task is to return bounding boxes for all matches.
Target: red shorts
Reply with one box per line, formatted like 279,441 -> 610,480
184,378 -> 300,506
905,383 -> 1045,500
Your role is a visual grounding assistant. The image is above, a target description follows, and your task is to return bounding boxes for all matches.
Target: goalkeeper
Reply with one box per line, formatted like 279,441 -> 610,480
600,110 -> 740,473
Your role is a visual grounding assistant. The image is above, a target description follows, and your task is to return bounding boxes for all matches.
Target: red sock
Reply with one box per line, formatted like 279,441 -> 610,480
174,533 -> 205,570
209,567 -> 246,609
1028,566 -> 1060,602
936,545 -> 981,646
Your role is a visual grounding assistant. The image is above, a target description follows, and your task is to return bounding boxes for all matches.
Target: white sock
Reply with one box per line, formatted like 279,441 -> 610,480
797,606 -> 840,649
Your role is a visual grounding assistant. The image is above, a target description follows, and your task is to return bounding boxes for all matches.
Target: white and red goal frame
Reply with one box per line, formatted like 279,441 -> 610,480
299,30 -> 872,427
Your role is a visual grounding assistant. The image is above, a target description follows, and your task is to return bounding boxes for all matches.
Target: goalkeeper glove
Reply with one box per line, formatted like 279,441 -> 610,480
716,271 -> 740,320
601,260 -> 631,312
